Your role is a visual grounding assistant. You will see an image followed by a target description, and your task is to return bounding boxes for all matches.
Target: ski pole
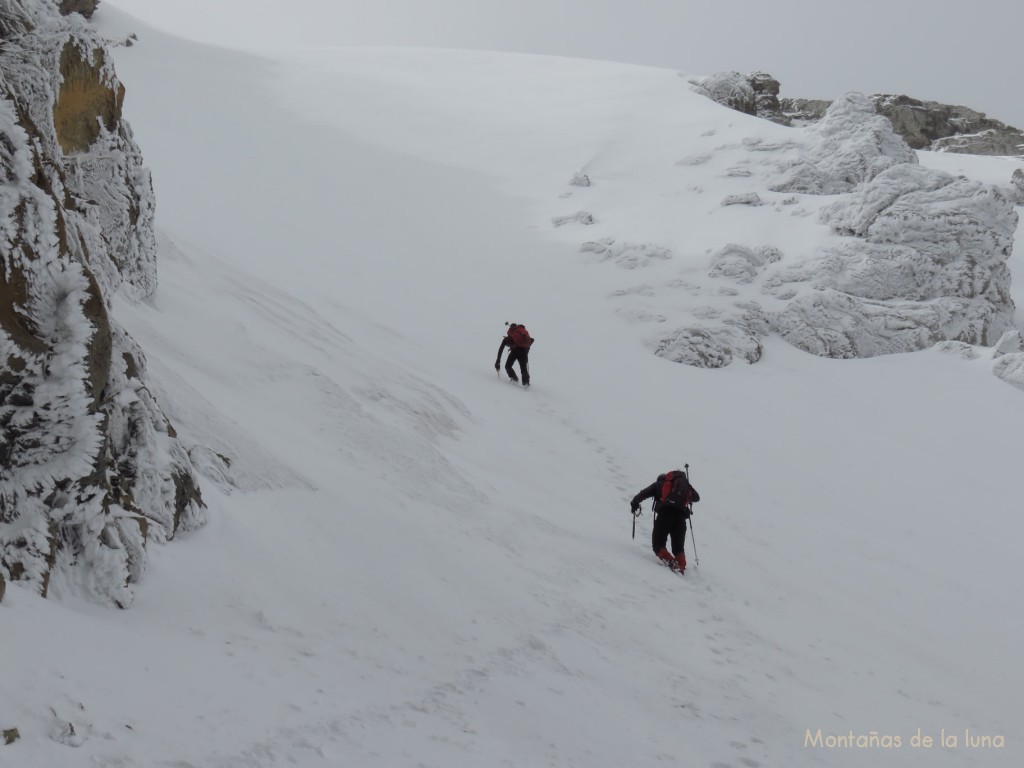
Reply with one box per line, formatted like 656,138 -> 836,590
684,463 -> 699,565
689,513 -> 699,566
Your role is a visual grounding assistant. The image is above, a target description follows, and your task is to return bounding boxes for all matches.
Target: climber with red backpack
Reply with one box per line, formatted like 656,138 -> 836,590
495,322 -> 534,387
630,467 -> 700,571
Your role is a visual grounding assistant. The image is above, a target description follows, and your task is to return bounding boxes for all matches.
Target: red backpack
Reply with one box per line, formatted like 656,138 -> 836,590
507,324 -> 534,349
659,471 -> 692,511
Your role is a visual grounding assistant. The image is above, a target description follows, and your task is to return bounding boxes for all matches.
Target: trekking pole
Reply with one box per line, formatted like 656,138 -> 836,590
684,463 -> 699,566
632,508 -> 636,540
689,512 -> 699,566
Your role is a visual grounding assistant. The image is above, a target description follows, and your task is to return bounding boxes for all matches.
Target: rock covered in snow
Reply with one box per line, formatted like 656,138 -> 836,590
771,92 -> 919,195
992,353 -> 1024,392
691,71 -> 790,126
691,71 -> 756,116
650,303 -> 767,367
696,68 -> 1024,158
552,210 -> 594,227
782,92 -> 1024,158
1011,168 -> 1024,204
768,163 -> 1017,356
992,329 -> 1024,358
580,239 -> 672,269
721,192 -> 762,206
607,90 -> 1018,370
0,0 -> 204,606
708,244 -> 781,283
934,341 -> 980,360
773,291 -> 994,359
747,72 -> 788,125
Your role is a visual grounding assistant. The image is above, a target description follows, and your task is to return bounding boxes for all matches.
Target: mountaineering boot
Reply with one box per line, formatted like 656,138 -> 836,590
675,552 -> 687,572
657,547 -> 674,566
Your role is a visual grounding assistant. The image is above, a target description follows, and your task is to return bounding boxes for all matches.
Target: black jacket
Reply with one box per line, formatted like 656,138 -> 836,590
495,335 -> 515,365
632,472 -> 700,514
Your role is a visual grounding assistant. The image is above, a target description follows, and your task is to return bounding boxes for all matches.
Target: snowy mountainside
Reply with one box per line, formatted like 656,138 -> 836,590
2,5 -> 1023,767
263,50 -> 1020,374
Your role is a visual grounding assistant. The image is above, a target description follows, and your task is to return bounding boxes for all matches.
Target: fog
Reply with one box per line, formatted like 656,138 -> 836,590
106,0 -> 1024,131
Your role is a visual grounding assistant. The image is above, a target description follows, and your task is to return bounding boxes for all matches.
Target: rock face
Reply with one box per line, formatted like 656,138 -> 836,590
58,0 -> 99,18
0,0 -> 204,606
694,71 -> 1024,158
872,95 -> 1024,156
692,71 -> 790,126
691,71 -> 756,116
747,72 -> 787,125
775,97 -> 830,124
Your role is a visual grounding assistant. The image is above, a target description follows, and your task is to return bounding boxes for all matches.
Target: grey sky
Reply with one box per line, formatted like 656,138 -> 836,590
108,0 -> 1024,130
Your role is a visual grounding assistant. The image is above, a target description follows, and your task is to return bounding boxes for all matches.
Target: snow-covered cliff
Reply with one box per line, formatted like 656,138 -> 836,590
0,0 -> 204,607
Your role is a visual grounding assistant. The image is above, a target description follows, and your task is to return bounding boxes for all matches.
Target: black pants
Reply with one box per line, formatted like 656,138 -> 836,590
652,507 -> 688,556
505,347 -> 530,385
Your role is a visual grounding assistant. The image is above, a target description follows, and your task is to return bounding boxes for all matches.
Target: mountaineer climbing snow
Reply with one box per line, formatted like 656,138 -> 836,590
631,468 -> 700,572
495,322 -> 534,387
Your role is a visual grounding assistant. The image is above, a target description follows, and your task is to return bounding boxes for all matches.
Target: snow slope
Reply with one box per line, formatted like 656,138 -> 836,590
3,5 -> 1023,767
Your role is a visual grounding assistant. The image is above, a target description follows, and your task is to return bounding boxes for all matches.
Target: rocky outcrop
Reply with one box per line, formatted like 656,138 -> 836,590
872,95 -> 1024,155
767,156 -> 1015,359
0,0 -> 204,606
634,91 -> 1017,369
992,329 -> 1024,357
691,71 -> 755,116
651,304 -> 767,367
1010,168 -> 1024,204
580,239 -> 672,269
747,72 -> 789,126
691,71 -> 790,126
771,116 -> 1016,356
776,97 -> 830,124
695,71 -> 1024,158
790,94 -> 1024,157
771,92 -> 918,195
991,331 -> 1024,392
54,40 -> 122,153
993,352 -> 1024,392
58,0 -> 99,18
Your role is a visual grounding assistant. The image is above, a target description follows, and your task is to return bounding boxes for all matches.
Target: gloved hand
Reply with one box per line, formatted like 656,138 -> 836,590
494,362 -> 500,371
630,501 -> 640,515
